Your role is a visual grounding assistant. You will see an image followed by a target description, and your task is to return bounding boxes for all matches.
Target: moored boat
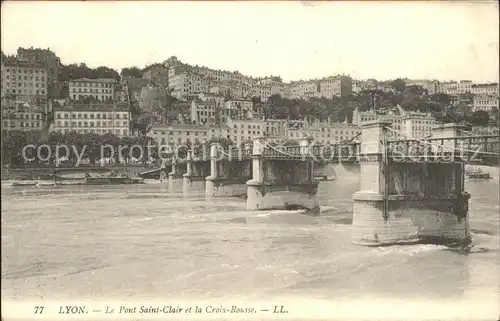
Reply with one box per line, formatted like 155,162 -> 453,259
11,181 -> 38,187
36,181 -> 57,187
84,173 -> 144,185
466,167 -> 491,179
314,174 -> 336,181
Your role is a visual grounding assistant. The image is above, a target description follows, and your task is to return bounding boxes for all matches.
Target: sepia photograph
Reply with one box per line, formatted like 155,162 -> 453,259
1,1 -> 499,320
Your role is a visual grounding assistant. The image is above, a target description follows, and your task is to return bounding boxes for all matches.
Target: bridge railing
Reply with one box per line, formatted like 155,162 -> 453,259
261,143 -> 360,160
386,135 -> 499,162
262,145 -> 302,159
228,146 -> 252,159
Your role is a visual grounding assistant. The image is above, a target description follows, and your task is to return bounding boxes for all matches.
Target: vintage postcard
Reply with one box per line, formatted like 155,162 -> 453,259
1,1 -> 499,320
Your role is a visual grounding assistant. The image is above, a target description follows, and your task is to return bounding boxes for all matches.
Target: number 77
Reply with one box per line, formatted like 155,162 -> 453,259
34,306 -> 44,314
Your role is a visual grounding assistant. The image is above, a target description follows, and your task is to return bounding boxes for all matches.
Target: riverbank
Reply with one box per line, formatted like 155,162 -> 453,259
1,164 -> 156,181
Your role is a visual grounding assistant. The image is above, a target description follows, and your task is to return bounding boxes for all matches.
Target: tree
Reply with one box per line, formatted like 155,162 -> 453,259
390,78 -> 406,93
60,84 -> 69,98
490,107 -> 499,125
430,93 -> 452,107
121,67 -> 142,78
405,85 -> 425,96
470,110 -> 490,126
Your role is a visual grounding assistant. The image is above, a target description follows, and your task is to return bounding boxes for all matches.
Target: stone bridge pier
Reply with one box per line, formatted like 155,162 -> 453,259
246,137 -> 320,213
183,150 -> 211,192
167,154 -> 187,191
205,144 -> 252,197
351,120 -> 470,246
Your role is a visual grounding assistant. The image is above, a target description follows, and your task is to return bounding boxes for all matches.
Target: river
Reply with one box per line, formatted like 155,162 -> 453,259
1,176 -> 499,320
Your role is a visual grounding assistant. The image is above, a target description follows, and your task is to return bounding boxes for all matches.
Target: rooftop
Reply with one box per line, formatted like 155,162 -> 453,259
151,124 -> 211,131
53,103 -> 129,112
70,78 -> 117,83
2,58 -> 46,69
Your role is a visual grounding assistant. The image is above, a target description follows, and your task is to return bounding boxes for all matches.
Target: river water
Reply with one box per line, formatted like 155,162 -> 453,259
1,175 -> 499,320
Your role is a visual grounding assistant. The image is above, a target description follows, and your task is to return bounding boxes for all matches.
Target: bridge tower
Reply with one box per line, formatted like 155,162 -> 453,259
246,137 -> 320,212
351,120 -> 470,246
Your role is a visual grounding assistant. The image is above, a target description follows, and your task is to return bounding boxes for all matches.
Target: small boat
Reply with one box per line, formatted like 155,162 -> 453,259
314,174 -> 336,181
11,181 -> 38,187
467,167 -> 491,179
84,173 -> 144,185
58,180 -> 85,186
36,181 -> 57,187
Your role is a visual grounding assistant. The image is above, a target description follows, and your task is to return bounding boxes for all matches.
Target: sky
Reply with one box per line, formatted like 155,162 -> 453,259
1,1 -> 499,83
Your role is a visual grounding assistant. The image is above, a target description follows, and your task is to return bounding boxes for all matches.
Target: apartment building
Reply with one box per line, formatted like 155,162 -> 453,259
319,76 -> 353,98
405,79 -> 439,95
17,47 -> 61,98
402,114 -> 438,139
471,83 -> 499,96
1,102 -> 44,131
473,94 -> 499,112
227,118 -> 266,145
351,81 -> 363,94
69,78 -> 116,101
51,104 -> 130,137
1,58 -> 48,103
250,84 -> 272,102
190,100 -> 216,125
196,92 -> 225,107
286,119 -> 360,144
352,106 -> 437,139
264,119 -> 288,138
148,124 -> 210,146
169,72 -> 210,98
220,99 -> 255,121
439,80 -> 473,96
289,81 -> 319,100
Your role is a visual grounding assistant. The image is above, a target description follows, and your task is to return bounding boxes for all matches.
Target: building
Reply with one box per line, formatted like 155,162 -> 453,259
227,118 -> 266,145
1,102 -> 44,131
405,79 -> 440,95
196,92 -> 225,106
288,80 -> 319,100
51,104 -> 130,136
285,118 -> 361,144
319,76 -> 353,98
190,100 -> 216,125
169,72 -> 208,98
473,94 -> 499,112
438,80 -> 473,96
250,84 -> 272,102
264,119 -> 288,138
351,81 -> 363,94
16,47 -> 61,98
148,123 -> 232,146
471,83 -> 499,96
69,78 -> 116,101
224,99 -> 254,119
352,105 -> 438,139
1,57 -> 48,103
148,124 -> 209,146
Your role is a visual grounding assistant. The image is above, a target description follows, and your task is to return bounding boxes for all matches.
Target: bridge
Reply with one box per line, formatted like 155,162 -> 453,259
143,121 -> 498,247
